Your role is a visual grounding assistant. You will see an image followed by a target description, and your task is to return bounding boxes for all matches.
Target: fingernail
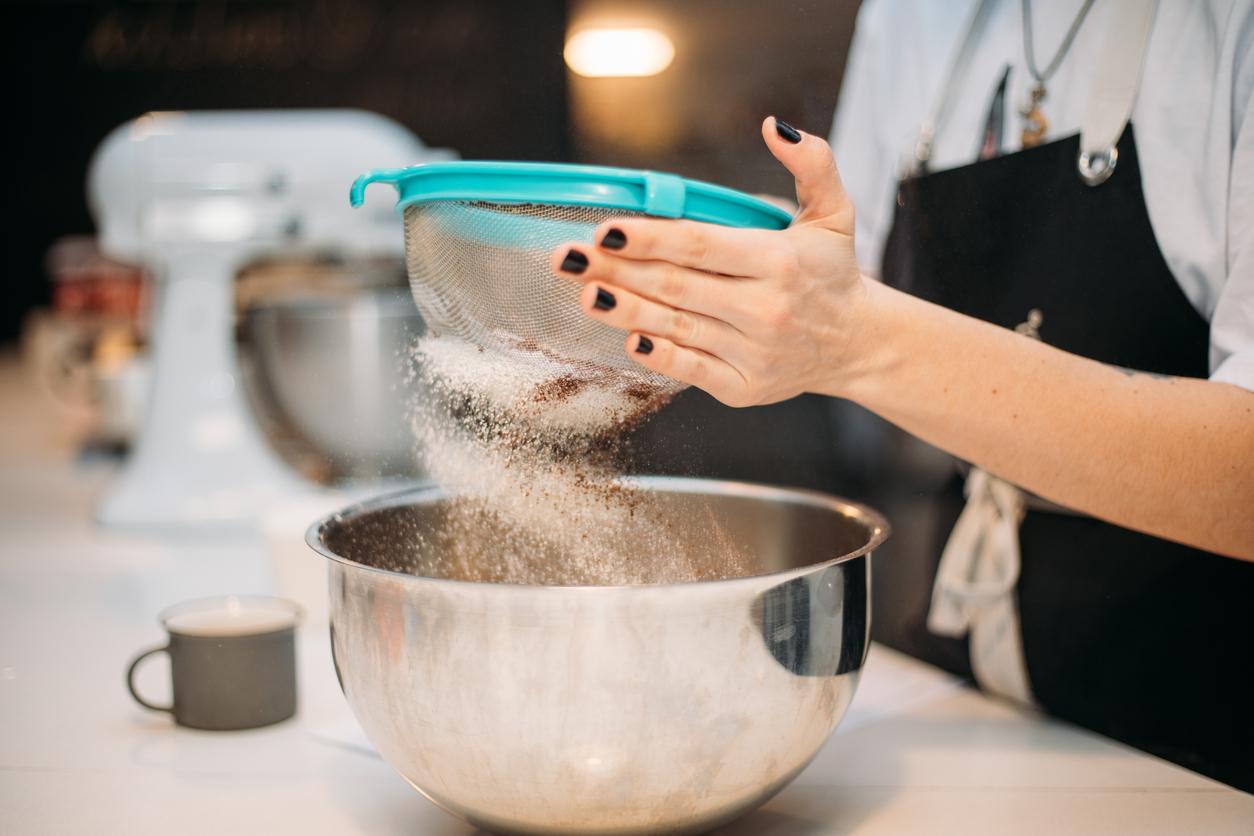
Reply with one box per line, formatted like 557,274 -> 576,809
561,249 -> 589,274
594,287 -> 616,310
601,228 -> 627,250
635,335 -> 654,355
775,118 -> 802,144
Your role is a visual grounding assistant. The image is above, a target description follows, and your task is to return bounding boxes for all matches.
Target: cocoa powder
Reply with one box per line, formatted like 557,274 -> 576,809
405,334 -> 748,585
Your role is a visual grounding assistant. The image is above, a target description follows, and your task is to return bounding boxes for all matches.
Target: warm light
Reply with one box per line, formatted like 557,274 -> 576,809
564,27 -> 674,78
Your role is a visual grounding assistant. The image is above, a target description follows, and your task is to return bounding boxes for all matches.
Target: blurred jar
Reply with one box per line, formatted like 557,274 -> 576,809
23,237 -> 149,448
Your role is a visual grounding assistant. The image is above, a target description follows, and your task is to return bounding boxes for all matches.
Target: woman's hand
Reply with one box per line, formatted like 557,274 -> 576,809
551,117 -> 869,407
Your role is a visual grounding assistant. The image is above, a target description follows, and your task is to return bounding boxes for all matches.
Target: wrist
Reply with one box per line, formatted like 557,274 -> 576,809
816,276 -> 904,402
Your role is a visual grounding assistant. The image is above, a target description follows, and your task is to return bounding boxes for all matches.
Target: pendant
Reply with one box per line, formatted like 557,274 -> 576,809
1019,82 -> 1048,148
1014,308 -> 1044,341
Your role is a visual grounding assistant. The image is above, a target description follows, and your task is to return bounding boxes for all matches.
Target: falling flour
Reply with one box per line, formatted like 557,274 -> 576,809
403,334 -> 749,585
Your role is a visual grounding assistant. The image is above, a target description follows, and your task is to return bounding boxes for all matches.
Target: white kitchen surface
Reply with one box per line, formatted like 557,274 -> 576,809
2,354 -> 1251,835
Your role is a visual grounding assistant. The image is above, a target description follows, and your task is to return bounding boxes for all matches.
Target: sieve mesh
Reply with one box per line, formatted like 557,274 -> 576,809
403,200 -> 683,393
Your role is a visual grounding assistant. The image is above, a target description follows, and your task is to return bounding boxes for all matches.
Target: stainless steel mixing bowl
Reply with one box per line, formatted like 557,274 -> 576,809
306,477 -> 888,835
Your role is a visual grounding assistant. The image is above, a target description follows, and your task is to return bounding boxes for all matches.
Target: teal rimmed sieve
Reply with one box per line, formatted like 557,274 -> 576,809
350,161 -> 792,392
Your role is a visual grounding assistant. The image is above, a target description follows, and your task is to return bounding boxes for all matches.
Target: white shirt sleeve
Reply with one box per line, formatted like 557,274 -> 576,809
1209,9 -> 1254,392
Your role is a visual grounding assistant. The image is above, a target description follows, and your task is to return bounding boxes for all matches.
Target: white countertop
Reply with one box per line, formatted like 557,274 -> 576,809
2,355 -> 1251,835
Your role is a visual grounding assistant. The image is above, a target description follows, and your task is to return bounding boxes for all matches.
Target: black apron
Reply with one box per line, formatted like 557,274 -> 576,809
879,126 -> 1254,791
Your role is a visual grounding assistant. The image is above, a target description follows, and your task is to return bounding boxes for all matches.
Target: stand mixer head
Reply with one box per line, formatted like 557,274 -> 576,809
88,109 -> 453,529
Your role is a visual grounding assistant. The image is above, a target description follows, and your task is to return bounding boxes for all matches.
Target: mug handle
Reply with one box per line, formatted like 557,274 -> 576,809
126,645 -> 173,713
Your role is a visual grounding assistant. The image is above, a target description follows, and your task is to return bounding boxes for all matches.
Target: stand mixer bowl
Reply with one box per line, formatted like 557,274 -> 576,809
242,285 -> 426,482
306,477 -> 888,835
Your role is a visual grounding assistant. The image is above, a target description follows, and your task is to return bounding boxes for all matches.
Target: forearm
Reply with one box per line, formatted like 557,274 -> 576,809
839,279 -> 1254,560
553,123 -> 1254,559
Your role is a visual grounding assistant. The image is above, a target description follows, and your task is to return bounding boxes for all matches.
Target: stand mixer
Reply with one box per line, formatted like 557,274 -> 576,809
88,110 -> 452,529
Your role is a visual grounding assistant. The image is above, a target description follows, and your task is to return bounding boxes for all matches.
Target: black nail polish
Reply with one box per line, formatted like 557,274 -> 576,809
775,119 -> 802,144
594,287 -> 616,310
561,249 -> 588,274
601,228 -> 627,250
635,335 -> 654,355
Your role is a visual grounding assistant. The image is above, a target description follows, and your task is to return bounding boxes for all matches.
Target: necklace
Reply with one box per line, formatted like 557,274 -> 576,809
1019,0 -> 1097,148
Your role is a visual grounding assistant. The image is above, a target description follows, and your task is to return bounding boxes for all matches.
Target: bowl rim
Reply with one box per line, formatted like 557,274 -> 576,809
304,475 -> 890,592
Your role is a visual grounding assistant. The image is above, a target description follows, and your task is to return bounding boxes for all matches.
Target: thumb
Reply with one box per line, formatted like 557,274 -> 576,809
761,116 -> 853,232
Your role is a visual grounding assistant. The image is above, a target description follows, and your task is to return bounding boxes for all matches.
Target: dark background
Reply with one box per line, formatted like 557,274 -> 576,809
3,0 -> 858,345
6,0 -> 573,344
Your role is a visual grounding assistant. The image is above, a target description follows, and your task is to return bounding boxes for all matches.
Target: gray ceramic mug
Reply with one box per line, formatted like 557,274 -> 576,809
127,595 -> 302,730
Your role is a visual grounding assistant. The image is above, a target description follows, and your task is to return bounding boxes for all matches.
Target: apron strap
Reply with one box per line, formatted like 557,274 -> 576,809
913,0 -> 999,175
1077,0 -> 1158,185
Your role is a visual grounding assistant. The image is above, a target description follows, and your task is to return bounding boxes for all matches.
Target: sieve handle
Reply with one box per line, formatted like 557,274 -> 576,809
350,169 -> 408,208
350,166 -> 688,218
347,161 -> 792,229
